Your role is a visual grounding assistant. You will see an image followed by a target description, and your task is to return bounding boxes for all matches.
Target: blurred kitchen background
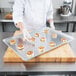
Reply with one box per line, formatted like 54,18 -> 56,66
0,0 -> 76,32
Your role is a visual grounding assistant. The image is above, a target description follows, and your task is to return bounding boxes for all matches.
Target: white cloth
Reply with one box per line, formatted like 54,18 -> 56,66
13,0 -> 53,31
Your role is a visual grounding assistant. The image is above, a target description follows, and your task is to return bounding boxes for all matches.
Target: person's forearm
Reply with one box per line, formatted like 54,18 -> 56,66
13,0 -> 24,26
47,19 -> 55,29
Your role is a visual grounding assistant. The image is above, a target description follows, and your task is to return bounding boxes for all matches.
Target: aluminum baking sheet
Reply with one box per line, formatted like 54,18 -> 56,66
3,27 -> 74,61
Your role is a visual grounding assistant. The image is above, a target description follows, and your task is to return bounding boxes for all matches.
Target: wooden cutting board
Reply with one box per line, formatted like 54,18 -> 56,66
3,31 -> 76,63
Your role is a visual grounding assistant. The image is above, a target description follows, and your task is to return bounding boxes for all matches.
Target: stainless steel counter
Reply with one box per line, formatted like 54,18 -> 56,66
0,32 -> 76,75
0,12 -> 76,23
0,12 -> 76,32
54,14 -> 76,23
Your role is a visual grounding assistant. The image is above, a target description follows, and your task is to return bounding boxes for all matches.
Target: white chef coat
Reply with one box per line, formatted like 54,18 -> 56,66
13,0 -> 53,31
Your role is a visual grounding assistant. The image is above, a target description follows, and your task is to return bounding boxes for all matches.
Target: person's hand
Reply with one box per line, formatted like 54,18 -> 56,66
16,22 -> 24,32
47,19 -> 55,30
23,28 -> 31,39
16,22 -> 31,39
50,23 -> 55,30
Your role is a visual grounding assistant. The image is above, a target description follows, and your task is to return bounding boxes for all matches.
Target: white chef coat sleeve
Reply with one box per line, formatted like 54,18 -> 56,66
46,0 -> 55,29
46,0 -> 53,20
13,0 -> 24,25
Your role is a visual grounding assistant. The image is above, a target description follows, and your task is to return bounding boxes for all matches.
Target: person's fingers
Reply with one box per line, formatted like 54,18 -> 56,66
16,24 -> 20,28
19,24 -> 24,32
20,26 -> 23,32
16,22 -> 24,30
21,24 -> 24,29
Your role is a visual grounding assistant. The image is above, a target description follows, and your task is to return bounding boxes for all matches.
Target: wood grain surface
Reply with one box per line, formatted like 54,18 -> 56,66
3,31 -> 76,63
